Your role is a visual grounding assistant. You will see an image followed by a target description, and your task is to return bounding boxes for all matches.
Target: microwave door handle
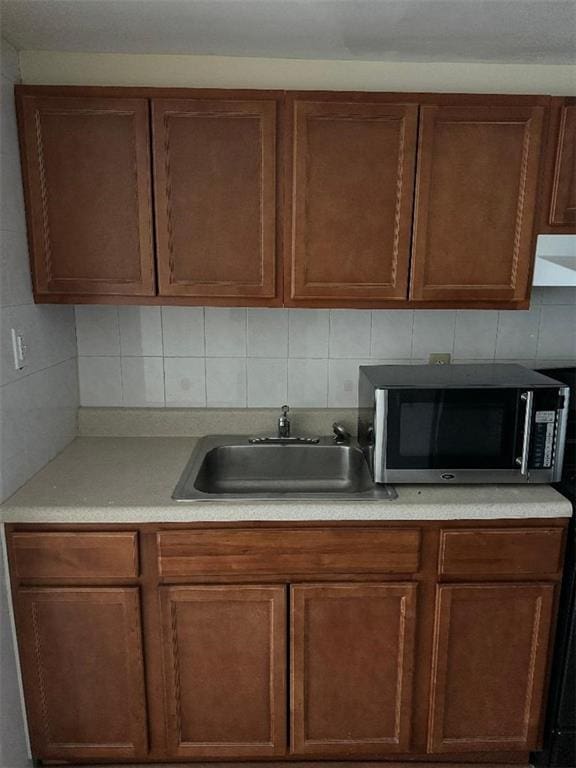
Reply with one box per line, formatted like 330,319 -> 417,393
517,391 -> 534,476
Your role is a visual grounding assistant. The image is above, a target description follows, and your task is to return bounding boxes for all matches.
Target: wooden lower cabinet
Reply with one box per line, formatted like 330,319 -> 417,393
15,587 -> 147,761
291,582 -> 417,755
159,584 -> 286,758
6,522 -> 566,765
428,583 -> 556,754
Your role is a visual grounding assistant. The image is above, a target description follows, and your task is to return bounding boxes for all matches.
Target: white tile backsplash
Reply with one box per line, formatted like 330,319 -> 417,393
454,311 -> 498,360
247,358 -> 288,407
205,308 -> 246,357
371,310 -> 413,359
78,356 -> 122,406
328,359 -> 372,407
206,357 -> 247,406
164,357 -> 206,407
161,306 -> 205,357
119,306 -> 162,356
75,305 -> 120,356
121,356 -> 165,407
247,309 -> 288,357
75,294 -> 576,409
412,310 -> 456,359
289,309 -> 330,358
329,309 -> 372,358
495,307 -> 541,359
538,305 -> 576,359
288,358 -> 329,407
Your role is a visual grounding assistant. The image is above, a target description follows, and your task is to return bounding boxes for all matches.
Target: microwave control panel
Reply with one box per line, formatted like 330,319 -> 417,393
532,410 -> 556,468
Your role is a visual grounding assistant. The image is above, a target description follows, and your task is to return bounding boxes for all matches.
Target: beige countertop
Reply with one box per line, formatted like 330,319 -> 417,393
0,436 -> 571,524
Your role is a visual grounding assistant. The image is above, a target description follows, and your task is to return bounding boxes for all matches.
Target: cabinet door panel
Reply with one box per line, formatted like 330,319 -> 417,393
18,95 -> 155,297
287,99 -> 418,303
550,104 -> 576,226
160,584 -> 286,758
291,583 -> 417,755
15,587 -> 147,760
428,583 -> 555,753
411,105 -> 545,302
153,98 -> 278,300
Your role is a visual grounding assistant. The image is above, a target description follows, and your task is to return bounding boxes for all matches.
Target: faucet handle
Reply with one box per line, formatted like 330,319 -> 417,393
333,422 -> 351,443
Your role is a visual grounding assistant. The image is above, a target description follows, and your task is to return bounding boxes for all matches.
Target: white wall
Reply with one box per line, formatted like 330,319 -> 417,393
0,39 -> 78,768
18,51 -> 576,94
75,291 -> 576,410
0,41 -> 78,503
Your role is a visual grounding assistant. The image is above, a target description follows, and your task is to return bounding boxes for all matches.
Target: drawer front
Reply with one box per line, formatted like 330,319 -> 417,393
158,528 -> 421,578
439,527 -> 565,578
11,532 -> 139,580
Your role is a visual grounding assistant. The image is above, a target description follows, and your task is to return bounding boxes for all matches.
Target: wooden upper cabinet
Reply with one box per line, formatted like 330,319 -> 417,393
17,94 -> 155,298
152,96 -> 280,302
159,584 -> 286,758
15,587 -> 147,761
543,99 -> 576,231
428,583 -> 555,754
411,104 -> 546,303
285,97 -> 418,305
291,583 -> 417,755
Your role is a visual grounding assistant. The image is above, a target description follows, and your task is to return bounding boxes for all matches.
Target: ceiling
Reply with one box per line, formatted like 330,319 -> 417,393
1,0 -> 575,65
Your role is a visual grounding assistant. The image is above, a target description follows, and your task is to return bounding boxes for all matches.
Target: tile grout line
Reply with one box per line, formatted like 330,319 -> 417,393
116,305 -> 125,407
159,305 -> 167,408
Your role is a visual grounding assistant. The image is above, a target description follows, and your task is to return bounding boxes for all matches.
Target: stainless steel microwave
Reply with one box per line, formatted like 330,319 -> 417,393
358,364 -> 570,484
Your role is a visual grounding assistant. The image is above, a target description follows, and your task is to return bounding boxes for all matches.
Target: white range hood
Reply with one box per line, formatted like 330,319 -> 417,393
533,235 -> 576,287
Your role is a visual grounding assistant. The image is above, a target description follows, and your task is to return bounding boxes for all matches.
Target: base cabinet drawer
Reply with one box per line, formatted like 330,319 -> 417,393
11,531 -> 139,580
291,582 -> 417,755
157,527 -> 421,578
428,583 -> 555,753
438,527 -> 565,578
15,587 -> 148,761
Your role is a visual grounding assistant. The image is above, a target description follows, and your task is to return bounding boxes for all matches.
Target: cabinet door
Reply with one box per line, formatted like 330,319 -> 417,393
160,585 -> 286,758
411,105 -> 545,303
286,98 -> 418,305
549,104 -> 576,227
428,583 -> 555,753
15,587 -> 147,761
18,95 -> 155,298
152,98 -> 279,301
291,583 -> 417,755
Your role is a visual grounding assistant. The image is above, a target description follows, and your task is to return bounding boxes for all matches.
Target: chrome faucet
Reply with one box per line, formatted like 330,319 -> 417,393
278,405 -> 291,438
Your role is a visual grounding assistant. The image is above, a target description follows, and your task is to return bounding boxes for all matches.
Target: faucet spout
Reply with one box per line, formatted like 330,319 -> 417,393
278,404 -> 291,438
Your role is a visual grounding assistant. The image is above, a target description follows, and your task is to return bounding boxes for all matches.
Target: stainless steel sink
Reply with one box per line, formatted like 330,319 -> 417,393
173,435 -> 397,501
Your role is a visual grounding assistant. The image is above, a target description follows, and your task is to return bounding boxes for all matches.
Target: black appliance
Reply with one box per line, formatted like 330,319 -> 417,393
533,367 -> 576,768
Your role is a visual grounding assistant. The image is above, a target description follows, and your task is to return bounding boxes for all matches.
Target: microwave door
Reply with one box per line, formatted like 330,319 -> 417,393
385,388 -> 523,478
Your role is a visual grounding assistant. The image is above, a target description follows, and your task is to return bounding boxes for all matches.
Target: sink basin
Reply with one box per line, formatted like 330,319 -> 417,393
173,435 -> 397,501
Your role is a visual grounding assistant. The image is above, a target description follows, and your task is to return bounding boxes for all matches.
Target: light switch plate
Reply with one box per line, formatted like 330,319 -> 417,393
11,328 -> 26,370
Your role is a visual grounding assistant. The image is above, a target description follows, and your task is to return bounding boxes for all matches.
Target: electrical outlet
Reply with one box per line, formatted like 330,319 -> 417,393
429,353 -> 451,365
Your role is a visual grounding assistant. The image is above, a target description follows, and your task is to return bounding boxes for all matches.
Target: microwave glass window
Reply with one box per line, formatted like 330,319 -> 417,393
399,402 -> 507,457
387,389 -> 521,469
